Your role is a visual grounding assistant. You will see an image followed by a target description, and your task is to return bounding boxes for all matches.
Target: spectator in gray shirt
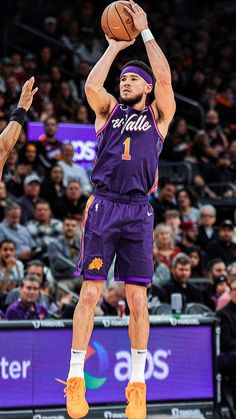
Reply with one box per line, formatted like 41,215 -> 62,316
48,215 -> 82,293
0,201 -> 36,262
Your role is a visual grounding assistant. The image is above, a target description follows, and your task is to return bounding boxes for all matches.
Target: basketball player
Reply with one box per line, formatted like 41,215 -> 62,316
59,2 -> 175,418
0,76 -> 37,179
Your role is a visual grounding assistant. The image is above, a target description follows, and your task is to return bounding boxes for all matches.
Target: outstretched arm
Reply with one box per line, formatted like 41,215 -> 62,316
85,37 -> 135,116
0,77 -> 38,174
128,1 -> 176,138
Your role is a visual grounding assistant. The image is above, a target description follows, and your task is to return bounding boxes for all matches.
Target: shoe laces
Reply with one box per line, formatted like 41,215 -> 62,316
55,378 -> 83,402
127,384 -> 145,408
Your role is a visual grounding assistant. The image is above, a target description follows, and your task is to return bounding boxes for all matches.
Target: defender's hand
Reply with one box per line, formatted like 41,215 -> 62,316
126,0 -> 148,33
106,35 -> 135,51
17,76 -> 38,111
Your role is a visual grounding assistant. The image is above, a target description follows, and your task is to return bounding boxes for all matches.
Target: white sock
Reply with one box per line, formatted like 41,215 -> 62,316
68,349 -> 86,379
129,348 -> 147,383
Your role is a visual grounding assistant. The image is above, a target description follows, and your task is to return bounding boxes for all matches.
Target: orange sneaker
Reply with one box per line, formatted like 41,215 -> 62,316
125,382 -> 146,419
56,377 -> 89,419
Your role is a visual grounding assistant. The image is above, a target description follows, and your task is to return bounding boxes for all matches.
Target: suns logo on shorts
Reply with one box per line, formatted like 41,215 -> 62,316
88,257 -> 103,271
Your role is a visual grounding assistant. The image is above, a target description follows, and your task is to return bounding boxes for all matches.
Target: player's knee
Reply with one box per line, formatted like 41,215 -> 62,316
129,290 -> 147,316
80,284 -> 101,307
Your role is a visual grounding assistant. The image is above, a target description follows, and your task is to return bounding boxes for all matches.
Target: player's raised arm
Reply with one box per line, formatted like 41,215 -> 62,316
85,37 -> 135,117
0,76 -> 38,175
127,1 -> 176,138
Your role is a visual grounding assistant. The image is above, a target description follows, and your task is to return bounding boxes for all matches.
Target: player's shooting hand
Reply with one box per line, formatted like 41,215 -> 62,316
126,0 -> 148,33
105,35 -> 135,51
17,76 -> 38,111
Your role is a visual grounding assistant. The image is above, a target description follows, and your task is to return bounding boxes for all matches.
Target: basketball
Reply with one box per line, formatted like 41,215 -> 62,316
101,1 -> 139,41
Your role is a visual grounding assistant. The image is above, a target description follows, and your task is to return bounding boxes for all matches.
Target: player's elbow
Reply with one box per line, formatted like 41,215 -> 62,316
85,80 -> 97,95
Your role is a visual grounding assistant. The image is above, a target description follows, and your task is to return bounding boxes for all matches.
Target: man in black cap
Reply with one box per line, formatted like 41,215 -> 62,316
206,220 -> 236,265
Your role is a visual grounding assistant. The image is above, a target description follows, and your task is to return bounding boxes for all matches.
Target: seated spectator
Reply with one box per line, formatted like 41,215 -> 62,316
217,279 -> 236,375
18,142 -> 46,179
100,283 -> 127,316
0,181 -> 7,221
212,275 -> 230,311
204,109 -> 228,154
185,246 -> 204,278
0,201 -> 36,262
162,118 -> 191,161
164,209 -> 182,242
152,242 -> 170,287
227,262 -> 236,287
74,104 -> 91,124
158,253 -> 204,309
76,29 -> 103,66
27,200 -> 62,261
17,173 -> 42,225
4,259 -> 50,310
39,117 -> 62,165
48,216 -> 81,292
40,164 -> 65,217
150,181 -> 177,226
0,239 -> 24,288
206,220 -> 236,265
197,204 -> 217,250
55,180 -> 88,221
176,187 -> 200,223
55,81 -> 78,121
179,221 -> 199,253
154,223 -> 181,269
58,143 -> 92,193
6,275 -> 48,320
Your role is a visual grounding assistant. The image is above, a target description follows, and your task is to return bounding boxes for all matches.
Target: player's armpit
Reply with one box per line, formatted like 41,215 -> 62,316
151,83 -> 176,139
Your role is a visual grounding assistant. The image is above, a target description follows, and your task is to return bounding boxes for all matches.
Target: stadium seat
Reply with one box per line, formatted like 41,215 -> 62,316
151,303 -> 172,315
159,161 -> 193,186
184,303 -> 213,315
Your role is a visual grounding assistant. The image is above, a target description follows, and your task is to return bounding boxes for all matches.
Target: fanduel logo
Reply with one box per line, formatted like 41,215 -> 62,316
114,349 -> 170,381
112,114 -> 151,134
33,415 -> 65,419
104,412 -> 126,418
171,408 -> 204,418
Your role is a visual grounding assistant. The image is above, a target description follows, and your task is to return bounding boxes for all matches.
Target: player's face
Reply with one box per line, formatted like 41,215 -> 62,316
120,73 -> 150,106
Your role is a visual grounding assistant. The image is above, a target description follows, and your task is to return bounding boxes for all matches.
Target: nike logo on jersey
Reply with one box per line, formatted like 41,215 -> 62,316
112,113 -> 151,133
147,211 -> 153,216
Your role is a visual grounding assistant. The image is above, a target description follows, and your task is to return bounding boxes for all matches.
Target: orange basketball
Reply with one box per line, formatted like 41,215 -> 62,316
101,1 -> 139,41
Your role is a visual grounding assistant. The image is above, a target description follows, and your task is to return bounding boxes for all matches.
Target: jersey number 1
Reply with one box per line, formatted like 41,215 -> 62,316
122,137 -> 131,161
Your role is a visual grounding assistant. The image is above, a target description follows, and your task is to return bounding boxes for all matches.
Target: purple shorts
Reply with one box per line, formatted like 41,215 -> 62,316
75,191 -> 154,285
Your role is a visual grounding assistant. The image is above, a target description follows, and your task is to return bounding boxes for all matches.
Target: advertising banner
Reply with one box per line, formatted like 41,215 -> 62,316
27,122 -> 97,170
0,324 -> 214,408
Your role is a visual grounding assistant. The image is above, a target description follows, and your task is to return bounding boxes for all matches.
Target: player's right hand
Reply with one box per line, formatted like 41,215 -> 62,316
105,35 -> 135,51
17,76 -> 38,111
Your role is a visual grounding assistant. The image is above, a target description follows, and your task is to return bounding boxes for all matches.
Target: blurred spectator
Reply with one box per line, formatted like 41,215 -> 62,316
37,46 -> 54,75
176,187 -> 200,222
0,181 -> 7,221
40,164 -> 65,216
23,54 -> 37,79
6,275 -> 48,320
58,143 -> 92,193
0,239 -> 24,295
158,253 -> 204,308
39,117 -> 62,164
39,101 -> 56,122
74,104 -> 91,124
206,220 -> 236,265
5,259 -> 50,310
33,75 -> 52,116
227,263 -> 236,287
55,81 -> 78,121
197,205 -> 217,250
18,142 -> 46,179
163,118 -> 191,161
55,179 -> 88,221
27,200 -> 62,260
48,216 -> 81,292
5,74 -> 20,108
212,275 -> 231,311
179,221 -> 199,253
0,309 -> 5,319
0,202 -> 36,262
152,241 -> 170,287
151,181 -> 177,226
0,92 -> 8,119
217,278 -> 236,375
61,19 -> 81,68
17,173 -> 41,225
11,52 -> 25,82
100,283 -> 126,316
154,223 -> 181,269
3,148 -> 19,183
185,246 -> 204,278
76,30 -> 103,66
164,209 -> 182,242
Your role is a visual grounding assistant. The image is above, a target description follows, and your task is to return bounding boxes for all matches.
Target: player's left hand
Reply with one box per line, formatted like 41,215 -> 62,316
125,0 -> 148,33
17,76 -> 38,111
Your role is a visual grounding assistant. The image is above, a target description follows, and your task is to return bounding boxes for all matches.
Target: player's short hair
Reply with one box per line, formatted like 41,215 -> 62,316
122,60 -> 154,84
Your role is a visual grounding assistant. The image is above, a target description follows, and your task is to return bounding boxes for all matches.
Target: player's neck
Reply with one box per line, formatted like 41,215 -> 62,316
131,101 -> 147,112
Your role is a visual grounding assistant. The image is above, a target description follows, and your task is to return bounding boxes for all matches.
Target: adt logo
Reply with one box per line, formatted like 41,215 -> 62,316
85,341 -> 109,390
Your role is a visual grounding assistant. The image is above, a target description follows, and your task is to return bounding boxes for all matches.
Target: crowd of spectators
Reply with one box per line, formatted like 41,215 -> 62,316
0,0 -> 235,331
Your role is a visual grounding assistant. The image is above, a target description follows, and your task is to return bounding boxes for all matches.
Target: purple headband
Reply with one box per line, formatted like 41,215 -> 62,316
120,66 -> 153,85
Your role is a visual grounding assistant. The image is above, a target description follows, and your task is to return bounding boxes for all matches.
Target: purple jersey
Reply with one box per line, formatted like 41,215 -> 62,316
91,103 -> 164,195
